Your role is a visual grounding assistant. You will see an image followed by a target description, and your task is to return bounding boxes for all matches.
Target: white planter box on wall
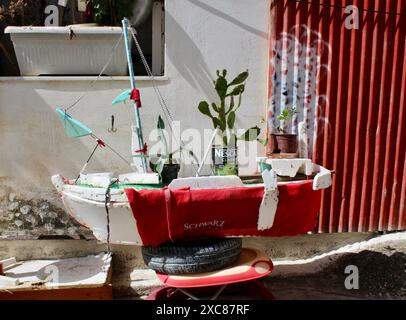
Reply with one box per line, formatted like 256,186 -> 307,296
5,26 -> 128,76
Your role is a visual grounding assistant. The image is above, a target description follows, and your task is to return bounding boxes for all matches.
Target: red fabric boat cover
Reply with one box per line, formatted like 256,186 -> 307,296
125,181 -> 321,246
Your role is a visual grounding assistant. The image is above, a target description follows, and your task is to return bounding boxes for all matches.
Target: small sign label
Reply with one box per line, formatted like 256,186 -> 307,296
212,147 -> 238,176
58,0 -> 68,7
213,148 -> 237,165
78,0 -> 87,12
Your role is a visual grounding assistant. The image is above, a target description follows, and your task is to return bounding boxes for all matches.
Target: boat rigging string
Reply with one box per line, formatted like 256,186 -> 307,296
65,33 -> 124,113
74,134 -> 132,184
60,32 -> 132,170
129,27 -> 200,175
90,134 -> 132,167
60,22 -> 200,175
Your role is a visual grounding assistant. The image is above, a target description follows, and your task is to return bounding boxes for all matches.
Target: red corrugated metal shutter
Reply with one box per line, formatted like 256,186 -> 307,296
268,0 -> 406,232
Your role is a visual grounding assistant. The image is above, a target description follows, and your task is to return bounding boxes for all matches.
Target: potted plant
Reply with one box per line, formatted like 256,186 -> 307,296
4,0 -> 152,76
91,0 -> 152,27
0,0 -> 44,76
0,1 -> 44,26
198,69 -> 266,176
150,115 -> 199,184
270,106 -> 298,154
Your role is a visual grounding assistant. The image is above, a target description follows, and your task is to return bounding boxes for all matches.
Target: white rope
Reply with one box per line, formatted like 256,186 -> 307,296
91,134 -> 132,167
130,29 -> 175,122
197,127 -> 218,177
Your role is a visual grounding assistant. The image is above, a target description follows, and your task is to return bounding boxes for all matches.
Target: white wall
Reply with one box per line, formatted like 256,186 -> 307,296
0,0 -> 270,200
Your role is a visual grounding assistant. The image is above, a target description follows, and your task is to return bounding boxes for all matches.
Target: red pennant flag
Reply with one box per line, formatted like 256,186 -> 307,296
96,139 -> 106,148
130,88 -> 142,108
134,143 -> 148,155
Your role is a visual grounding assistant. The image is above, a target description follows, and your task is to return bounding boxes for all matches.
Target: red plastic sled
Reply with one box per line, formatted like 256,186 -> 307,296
147,248 -> 275,300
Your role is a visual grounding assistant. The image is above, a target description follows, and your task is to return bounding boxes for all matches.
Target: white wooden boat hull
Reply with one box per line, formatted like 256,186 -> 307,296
51,162 -> 332,246
51,174 -> 252,246
52,176 -> 143,245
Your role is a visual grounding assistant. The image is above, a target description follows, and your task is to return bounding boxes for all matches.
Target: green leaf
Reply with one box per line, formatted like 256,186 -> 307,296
227,84 -> 245,97
277,109 -> 288,121
230,96 -> 235,109
236,92 -> 243,110
211,103 -> 220,113
149,161 -> 157,172
220,120 -> 226,132
227,112 -> 236,129
277,107 -> 297,121
229,70 -> 249,86
157,115 -> 169,156
215,76 -> 228,100
239,126 -> 261,141
212,117 -> 226,131
223,136 -> 228,146
222,69 -> 227,77
257,137 -> 269,146
198,101 -> 212,118
226,96 -> 235,114
157,115 -> 165,129
212,117 -> 221,129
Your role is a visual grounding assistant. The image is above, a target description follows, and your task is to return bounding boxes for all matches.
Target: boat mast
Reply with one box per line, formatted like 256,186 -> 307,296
122,18 -> 148,173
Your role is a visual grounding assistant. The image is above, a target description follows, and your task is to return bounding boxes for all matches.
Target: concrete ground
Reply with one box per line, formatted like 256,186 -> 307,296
120,232 -> 406,300
263,232 -> 406,300
1,232 -> 405,299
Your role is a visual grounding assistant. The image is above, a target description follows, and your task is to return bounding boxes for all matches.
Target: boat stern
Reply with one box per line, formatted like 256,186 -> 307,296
51,174 -> 67,193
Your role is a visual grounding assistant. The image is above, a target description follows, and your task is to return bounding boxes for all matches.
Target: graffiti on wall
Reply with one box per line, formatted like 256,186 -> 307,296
268,25 -> 331,157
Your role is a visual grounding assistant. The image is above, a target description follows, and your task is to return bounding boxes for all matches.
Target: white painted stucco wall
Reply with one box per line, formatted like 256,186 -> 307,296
0,0 -> 269,202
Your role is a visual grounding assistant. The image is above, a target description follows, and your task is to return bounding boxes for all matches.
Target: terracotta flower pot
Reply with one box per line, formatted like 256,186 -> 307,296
270,134 -> 298,154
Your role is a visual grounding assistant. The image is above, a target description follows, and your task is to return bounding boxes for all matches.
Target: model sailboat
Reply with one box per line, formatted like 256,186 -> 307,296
52,19 -> 333,247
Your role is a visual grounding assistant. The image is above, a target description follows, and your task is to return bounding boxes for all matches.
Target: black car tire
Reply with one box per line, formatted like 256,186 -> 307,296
142,238 -> 242,275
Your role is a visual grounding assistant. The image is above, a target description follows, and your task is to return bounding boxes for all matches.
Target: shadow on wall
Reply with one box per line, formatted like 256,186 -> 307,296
0,83 -> 106,185
187,0 -> 268,39
0,84 -> 106,240
165,1 -> 267,100
165,12 -> 215,101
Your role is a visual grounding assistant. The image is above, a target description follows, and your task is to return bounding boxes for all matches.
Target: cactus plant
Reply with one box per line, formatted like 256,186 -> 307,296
198,69 -> 265,147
